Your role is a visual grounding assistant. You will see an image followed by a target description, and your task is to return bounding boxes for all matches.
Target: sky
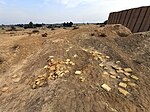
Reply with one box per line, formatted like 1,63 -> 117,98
0,0 -> 149,24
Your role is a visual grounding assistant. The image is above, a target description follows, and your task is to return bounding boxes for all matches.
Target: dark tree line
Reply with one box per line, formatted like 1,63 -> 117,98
63,22 -> 73,27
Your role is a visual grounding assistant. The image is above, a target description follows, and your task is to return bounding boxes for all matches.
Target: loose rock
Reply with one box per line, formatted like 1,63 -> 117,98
79,77 -> 85,82
75,71 -> 82,75
110,75 -> 116,79
1,86 -> 9,92
124,72 -> 131,76
12,77 -> 21,83
128,82 -> 137,87
122,78 -> 131,82
118,87 -> 130,96
119,82 -> 127,88
124,68 -> 132,72
101,84 -> 111,92
131,75 -> 139,80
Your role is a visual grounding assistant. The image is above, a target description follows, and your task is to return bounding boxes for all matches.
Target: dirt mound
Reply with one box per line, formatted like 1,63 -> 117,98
92,24 -> 132,38
0,25 -> 150,112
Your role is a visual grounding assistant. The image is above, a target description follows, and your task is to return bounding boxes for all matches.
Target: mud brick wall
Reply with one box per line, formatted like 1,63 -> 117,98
107,6 -> 150,33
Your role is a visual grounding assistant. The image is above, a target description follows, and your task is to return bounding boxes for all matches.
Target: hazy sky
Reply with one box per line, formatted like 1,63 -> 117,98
0,0 -> 149,24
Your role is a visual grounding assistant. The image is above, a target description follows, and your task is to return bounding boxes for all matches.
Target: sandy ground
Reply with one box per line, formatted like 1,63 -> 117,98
0,24 -> 150,112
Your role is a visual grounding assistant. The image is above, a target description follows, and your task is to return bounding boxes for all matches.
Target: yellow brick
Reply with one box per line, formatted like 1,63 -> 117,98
101,84 -> 111,91
110,75 -> 116,79
124,72 -> 131,76
128,82 -> 137,87
124,68 -> 132,72
118,87 -> 130,96
122,78 -> 130,82
131,75 -> 139,80
75,71 -> 82,75
119,82 -> 127,88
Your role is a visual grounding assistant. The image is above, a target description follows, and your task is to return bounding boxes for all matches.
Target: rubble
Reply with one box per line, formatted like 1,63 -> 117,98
30,58 -> 75,89
0,23 -> 148,112
30,74 -> 47,89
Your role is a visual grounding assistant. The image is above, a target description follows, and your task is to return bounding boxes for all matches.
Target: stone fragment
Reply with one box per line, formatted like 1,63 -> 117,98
131,75 -> 139,80
112,65 -> 122,70
98,56 -> 106,62
38,74 -> 47,78
35,79 -> 45,87
66,59 -> 71,62
116,61 -> 121,64
109,70 -> 117,75
94,57 -> 98,60
31,83 -> 37,89
64,70 -> 69,73
1,86 -> 9,92
124,68 -> 132,72
102,71 -> 110,78
119,82 -> 127,88
69,62 -> 75,66
128,82 -> 137,87
99,63 -> 105,67
116,69 -> 124,73
66,49 -> 69,52
105,56 -> 110,59
49,66 -> 56,71
104,67 -> 108,70
73,54 -> 78,58
82,49 -> 88,52
58,73 -> 65,78
12,74 -> 17,78
65,61 -> 69,65
122,78 -> 130,82
124,72 -> 131,76
79,77 -> 85,82
101,84 -> 111,91
49,56 -> 54,58
103,71 -> 109,75
116,76 -> 121,79
12,77 -> 21,83
50,59 -> 55,63
44,65 -> 49,69
118,87 -> 130,96
110,75 -> 116,79
75,71 -> 82,75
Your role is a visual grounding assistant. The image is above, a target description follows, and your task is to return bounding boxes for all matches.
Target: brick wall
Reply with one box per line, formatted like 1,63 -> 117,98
107,6 -> 150,33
